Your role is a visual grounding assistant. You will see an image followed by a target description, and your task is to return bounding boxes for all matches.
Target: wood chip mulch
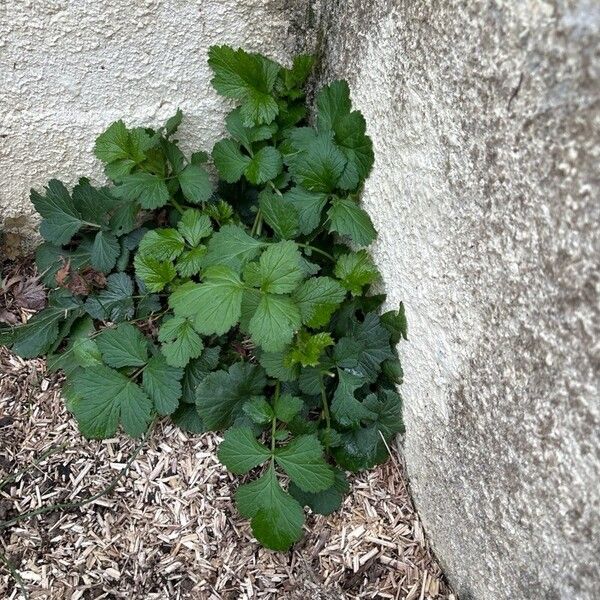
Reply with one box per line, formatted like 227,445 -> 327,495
0,348 -> 454,600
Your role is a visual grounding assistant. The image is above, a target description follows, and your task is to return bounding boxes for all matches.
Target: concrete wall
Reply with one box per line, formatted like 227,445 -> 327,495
0,0 -> 311,242
314,1 -> 600,599
2,1 -> 600,599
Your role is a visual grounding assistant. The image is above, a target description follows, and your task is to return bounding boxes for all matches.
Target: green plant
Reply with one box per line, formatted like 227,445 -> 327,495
0,46 -> 407,551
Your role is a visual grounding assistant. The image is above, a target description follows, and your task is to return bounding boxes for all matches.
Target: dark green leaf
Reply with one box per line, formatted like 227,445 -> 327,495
138,229 -> 185,261
142,354 -> 183,415
85,273 -> 135,322
178,164 -> 212,204
289,468 -> 349,515
272,393 -> 303,422
90,231 -> 120,272
113,173 -> 170,209
380,302 -> 408,343
283,187 -> 327,235
243,396 -> 274,425
202,224 -> 263,271
245,147 -> 283,185
259,191 -> 299,239
96,322 -> 148,368
218,426 -> 271,473
177,209 -> 212,247
331,369 -> 376,428
158,316 -> 204,368
134,254 -> 177,293
327,199 -> 376,246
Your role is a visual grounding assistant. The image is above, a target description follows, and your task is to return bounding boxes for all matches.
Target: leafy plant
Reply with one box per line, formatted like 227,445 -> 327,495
0,46 -> 407,551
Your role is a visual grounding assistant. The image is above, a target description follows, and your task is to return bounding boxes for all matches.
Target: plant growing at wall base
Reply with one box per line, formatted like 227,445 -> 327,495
0,46 -> 407,551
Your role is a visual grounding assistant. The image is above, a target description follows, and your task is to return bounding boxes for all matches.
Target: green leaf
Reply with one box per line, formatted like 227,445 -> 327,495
181,346 -> 220,404
248,293 -> 302,352
281,54 -> 314,93
94,120 -> 151,164
272,393 -> 303,422
175,246 -> 206,278
259,191 -> 299,239
226,108 -> 277,148
30,180 -> 83,245
337,313 -> 395,382
333,425 -> 388,472
134,254 -> 177,292
47,317 -> 102,374
69,364 -> 152,438
158,315 -> 204,368
362,389 -> 404,438
109,200 -> 139,235
85,272 -> 135,322
243,396 -> 274,425
178,164 -> 212,204
218,426 -> 271,473
170,266 -> 244,335
292,276 -> 346,328
138,229 -> 185,261
331,369 -> 376,427
72,179 -> 119,225
177,209 -> 212,247
289,468 -> 349,515
104,158 -> 136,182
96,322 -> 148,368
275,434 -> 334,492
287,331 -> 333,367
253,241 -> 305,294
9,291 -> 82,358
316,81 -> 374,190
171,402 -> 205,433
164,108 -> 183,137
327,199 -> 376,246
196,362 -> 267,430
235,464 -> 304,551
35,240 -> 92,287
283,187 -> 327,235
212,139 -> 251,183
380,302 -> 408,343
245,147 -> 283,185
202,224 -> 263,271
259,350 -> 299,382
287,133 -> 346,193
208,46 -> 280,126
334,250 -> 379,295
142,354 -> 184,416
90,231 -> 120,272
113,173 -> 170,209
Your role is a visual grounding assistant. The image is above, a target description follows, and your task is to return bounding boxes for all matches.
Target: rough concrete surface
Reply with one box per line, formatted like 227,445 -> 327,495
0,0 -> 312,243
315,1 -> 600,598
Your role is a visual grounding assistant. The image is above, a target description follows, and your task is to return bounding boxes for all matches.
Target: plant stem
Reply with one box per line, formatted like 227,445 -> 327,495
271,381 -> 280,455
297,243 -> 335,262
0,425 -> 152,532
0,444 -> 67,492
170,198 -> 185,215
268,181 -> 283,197
320,378 -> 331,430
251,208 -> 263,237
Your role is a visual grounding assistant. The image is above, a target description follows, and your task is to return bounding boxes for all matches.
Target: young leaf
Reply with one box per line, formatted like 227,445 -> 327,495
235,464 -> 304,551
196,362 -> 267,430
134,254 -> 177,293
96,322 -> 148,368
243,396 -> 274,425
69,364 -> 152,439
85,272 -> 135,322
142,354 -> 184,415
158,316 -> 204,368
334,250 -> 379,295
90,231 -> 120,273
170,266 -> 244,335
113,173 -> 170,209
287,331 -> 333,367
292,276 -> 346,327
208,45 -> 280,126
327,199 -> 376,246
289,468 -> 349,515
248,293 -> 302,352
201,224 -> 264,271
138,229 -> 185,261
218,426 -> 271,473
30,180 -> 83,245
177,209 -> 212,247
274,434 -> 334,492
178,164 -> 212,204
94,120 -> 151,164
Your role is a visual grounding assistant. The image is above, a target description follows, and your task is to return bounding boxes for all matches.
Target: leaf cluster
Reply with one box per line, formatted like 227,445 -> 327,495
0,46 -> 408,551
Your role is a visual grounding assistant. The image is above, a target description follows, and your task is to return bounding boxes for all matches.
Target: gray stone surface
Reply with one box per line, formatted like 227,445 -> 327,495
314,1 -> 600,598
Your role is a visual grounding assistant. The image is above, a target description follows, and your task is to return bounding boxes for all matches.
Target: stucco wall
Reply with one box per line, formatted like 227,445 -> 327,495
315,1 -> 600,599
0,0 -> 312,243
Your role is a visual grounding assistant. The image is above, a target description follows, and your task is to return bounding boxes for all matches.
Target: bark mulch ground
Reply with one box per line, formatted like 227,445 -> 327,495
0,348 -> 454,600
